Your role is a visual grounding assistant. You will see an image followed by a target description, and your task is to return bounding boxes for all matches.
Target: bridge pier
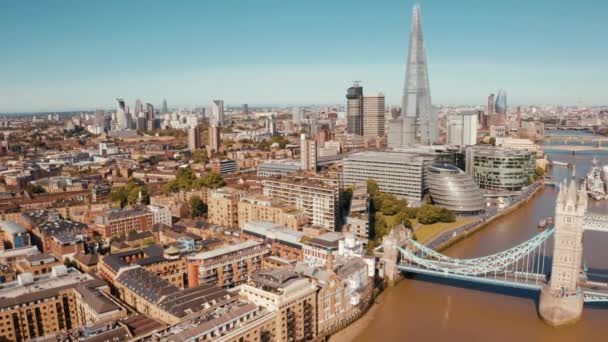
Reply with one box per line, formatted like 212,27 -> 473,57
539,287 -> 583,326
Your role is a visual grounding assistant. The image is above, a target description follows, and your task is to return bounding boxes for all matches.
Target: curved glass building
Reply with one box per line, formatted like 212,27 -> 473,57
427,163 -> 485,214
494,89 -> 507,115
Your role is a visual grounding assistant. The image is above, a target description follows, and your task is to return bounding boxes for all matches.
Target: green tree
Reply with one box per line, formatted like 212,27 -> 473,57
109,178 -> 149,208
190,196 -> 207,218
535,166 -> 545,180
25,184 -> 46,194
197,172 -> 226,189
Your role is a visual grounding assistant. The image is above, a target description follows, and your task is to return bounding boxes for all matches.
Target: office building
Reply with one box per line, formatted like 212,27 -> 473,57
145,103 -> 154,121
262,175 -> 340,231
210,159 -> 237,175
115,98 -> 128,130
466,146 -> 535,191
495,137 -> 538,152
494,89 -> 507,115
487,93 -> 495,115
343,150 -> 435,204
257,160 -> 302,178
211,100 -> 225,126
208,122 -> 221,154
362,93 -> 385,138
427,164 -> 485,214
162,98 -> 168,114
300,134 -> 317,172
208,187 -> 245,228
393,4 -> 436,147
187,240 -> 270,288
447,111 -> 478,146
134,99 -> 142,117
346,83 -> 364,136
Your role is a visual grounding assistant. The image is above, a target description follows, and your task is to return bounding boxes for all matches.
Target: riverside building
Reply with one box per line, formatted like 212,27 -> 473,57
342,150 -> 436,204
427,164 -> 485,214
466,146 -> 535,191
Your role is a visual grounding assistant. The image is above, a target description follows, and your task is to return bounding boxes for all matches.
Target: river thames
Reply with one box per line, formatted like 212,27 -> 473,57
340,151 -> 608,342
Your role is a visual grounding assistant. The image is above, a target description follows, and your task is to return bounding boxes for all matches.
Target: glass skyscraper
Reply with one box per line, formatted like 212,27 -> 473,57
494,89 -> 507,115
390,4 -> 436,147
346,83 -> 364,136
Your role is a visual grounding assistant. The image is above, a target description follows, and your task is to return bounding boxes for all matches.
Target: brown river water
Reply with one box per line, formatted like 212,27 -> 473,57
342,151 -> 608,342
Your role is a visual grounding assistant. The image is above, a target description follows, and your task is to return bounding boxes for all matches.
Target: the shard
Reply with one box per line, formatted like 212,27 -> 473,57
390,4 -> 436,147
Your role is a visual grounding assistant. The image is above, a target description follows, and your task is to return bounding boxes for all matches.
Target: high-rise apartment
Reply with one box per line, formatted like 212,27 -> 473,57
300,134 -> 317,172
346,83 -> 364,136
363,93 -> 385,138
262,175 -> 340,231
208,122 -> 221,155
188,125 -> 202,150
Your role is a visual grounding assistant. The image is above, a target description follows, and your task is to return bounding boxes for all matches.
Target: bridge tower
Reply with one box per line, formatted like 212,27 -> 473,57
539,174 -> 587,326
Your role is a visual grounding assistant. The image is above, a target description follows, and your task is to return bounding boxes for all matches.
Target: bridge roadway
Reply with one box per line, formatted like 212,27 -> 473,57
399,263 -> 608,302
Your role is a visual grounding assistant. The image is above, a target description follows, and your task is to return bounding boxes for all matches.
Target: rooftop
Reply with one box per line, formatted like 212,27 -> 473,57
188,240 -> 262,260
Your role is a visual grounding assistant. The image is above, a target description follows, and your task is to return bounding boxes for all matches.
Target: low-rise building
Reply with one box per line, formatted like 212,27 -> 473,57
0,267 -> 127,341
238,195 -> 307,230
208,187 -> 244,228
187,240 -> 270,288
114,266 -> 233,325
242,221 -> 305,261
92,207 -> 153,239
240,269 -> 317,341
15,253 -> 61,275
0,221 -> 31,249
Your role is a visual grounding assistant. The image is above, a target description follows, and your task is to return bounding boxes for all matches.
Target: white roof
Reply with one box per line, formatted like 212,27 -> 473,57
188,240 -> 261,260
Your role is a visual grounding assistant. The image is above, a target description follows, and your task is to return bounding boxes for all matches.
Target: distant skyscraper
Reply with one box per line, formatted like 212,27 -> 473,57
115,98 -> 128,130
362,93 -> 385,138
145,103 -> 154,121
447,112 -> 478,146
211,100 -> 224,126
300,134 -> 317,172
162,99 -> 168,114
346,83 -> 364,136
393,4 -> 435,147
267,115 -> 277,136
188,125 -> 202,150
292,107 -> 303,124
134,99 -> 143,116
487,93 -> 495,115
494,89 -> 507,115
208,123 -> 221,155
243,104 -> 249,116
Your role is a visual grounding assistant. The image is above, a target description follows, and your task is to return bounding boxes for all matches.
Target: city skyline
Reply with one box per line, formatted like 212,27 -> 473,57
1,0 -> 607,112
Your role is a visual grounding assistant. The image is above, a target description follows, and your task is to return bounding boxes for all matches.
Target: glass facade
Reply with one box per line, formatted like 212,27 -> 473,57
470,146 -> 534,191
427,164 -> 485,214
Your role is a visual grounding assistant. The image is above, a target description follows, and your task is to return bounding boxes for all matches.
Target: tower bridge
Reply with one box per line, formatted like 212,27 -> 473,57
392,175 -> 608,326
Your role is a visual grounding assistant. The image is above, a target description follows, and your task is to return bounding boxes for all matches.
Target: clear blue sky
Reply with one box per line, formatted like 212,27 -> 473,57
1,0 -> 606,112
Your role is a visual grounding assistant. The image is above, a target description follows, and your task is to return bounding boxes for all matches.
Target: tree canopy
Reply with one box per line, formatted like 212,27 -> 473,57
109,178 -> 150,208
163,168 -> 225,194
